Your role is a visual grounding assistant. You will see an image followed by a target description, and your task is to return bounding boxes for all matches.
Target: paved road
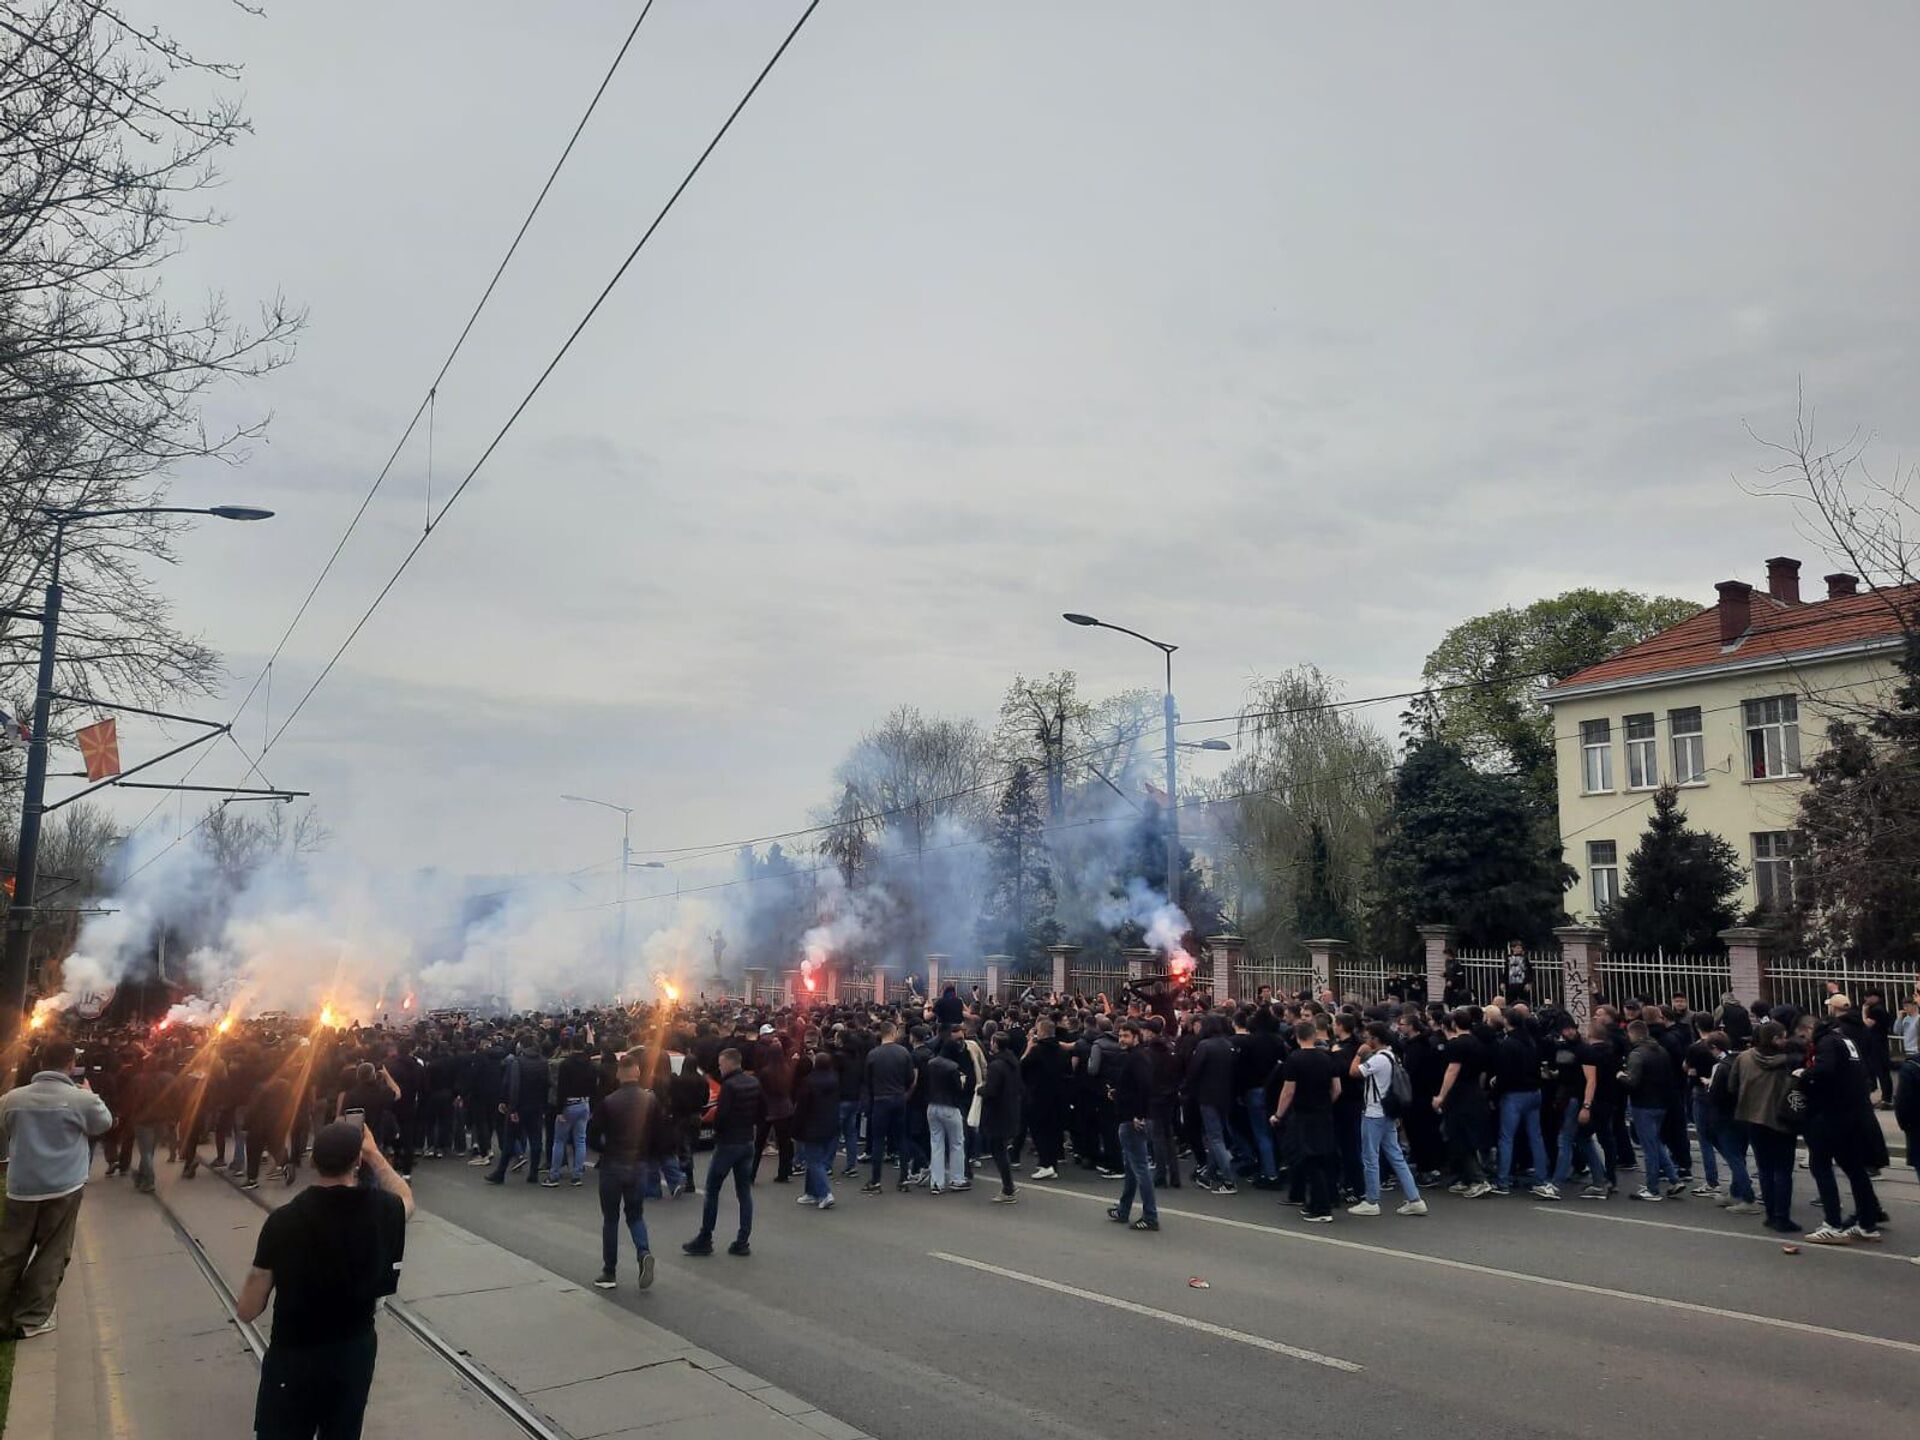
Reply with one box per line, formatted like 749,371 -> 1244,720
414,1157 -> 1919,1440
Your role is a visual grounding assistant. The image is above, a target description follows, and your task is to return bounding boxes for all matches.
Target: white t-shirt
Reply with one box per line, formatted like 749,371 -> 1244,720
1359,1050 -> 1393,1119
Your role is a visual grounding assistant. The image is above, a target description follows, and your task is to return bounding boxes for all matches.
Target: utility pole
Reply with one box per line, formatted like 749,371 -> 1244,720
1162,648 -> 1179,906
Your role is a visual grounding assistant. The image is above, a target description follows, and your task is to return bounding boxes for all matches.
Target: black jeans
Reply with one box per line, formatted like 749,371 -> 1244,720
1747,1123 -> 1795,1225
255,1331 -> 377,1440
986,1138 -> 1015,1195
1805,1122 -> 1881,1228
753,1114 -> 793,1182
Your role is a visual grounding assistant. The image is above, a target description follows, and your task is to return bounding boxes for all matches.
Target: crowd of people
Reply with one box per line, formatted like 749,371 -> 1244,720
6,968 -> 1918,1319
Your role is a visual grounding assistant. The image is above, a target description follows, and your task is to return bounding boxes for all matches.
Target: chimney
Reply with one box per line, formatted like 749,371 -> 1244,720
1824,572 -> 1860,599
1764,556 -> 1801,603
1715,580 -> 1753,644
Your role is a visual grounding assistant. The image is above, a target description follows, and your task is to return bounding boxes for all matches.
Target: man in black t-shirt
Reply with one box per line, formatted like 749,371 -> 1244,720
238,1120 -> 412,1440
1272,1021 -> 1342,1221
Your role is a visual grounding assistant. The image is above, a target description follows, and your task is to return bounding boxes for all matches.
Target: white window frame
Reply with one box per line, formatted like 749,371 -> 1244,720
1669,706 -> 1706,785
1587,840 -> 1620,911
1752,831 -> 1798,910
1624,712 -> 1658,790
1743,695 -> 1801,780
1580,719 -> 1613,793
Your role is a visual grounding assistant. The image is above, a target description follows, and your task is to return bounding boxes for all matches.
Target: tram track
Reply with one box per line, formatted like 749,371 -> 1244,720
146,1172 -> 568,1440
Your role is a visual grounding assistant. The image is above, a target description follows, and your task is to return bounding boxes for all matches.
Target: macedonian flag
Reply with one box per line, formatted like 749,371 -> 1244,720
76,717 -> 120,782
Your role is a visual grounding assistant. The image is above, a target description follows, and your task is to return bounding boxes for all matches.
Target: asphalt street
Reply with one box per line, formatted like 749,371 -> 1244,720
413,1151 -> 1919,1440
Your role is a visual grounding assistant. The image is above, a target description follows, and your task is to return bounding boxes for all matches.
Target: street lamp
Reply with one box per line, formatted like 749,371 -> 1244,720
631,859 -> 680,896
561,793 -> 633,999
1061,611 -> 1185,904
2,504 -> 276,1042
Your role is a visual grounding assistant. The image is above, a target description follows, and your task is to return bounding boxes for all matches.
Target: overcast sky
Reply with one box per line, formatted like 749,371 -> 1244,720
112,0 -> 1920,884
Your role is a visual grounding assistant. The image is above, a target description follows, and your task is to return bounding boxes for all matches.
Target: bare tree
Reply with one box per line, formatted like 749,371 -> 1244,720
0,2 -> 301,786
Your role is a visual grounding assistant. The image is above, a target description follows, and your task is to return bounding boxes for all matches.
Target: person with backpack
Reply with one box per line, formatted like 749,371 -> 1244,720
1729,1020 -> 1802,1233
1346,1021 -> 1425,1216
1698,1029 -> 1759,1213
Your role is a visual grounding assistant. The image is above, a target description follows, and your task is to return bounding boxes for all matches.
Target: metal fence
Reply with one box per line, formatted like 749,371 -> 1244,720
1596,952 -> 1732,1010
1234,961 -> 1317,999
1331,953 -> 1392,1003
1067,964 -> 1129,999
838,975 -> 876,1006
1763,960 -> 1920,1016
1456,950 -> 1566,1010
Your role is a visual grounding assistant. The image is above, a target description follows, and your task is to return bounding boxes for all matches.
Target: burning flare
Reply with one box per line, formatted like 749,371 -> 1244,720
216,1015 -> 234,1036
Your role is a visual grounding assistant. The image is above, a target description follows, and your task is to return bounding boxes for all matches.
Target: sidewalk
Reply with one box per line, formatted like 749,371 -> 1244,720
2,1169 -> 256,1440
170,1162 -> 874,1440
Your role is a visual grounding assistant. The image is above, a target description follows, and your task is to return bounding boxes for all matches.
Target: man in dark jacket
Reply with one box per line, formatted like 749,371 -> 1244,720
485,1039 -> 549,1186
1184,1015 -> 1239,1194
684,1050 -> 762,1257
1803,998 -> 1886,1244
978,1033 -> 1023,1201
1018,1020 -> 1069,1181
594,1051 -> 659,1290
1648,1006 -> 1694,1180
1621,1021 -> 1681,1200
1107,1022 -> 1158,1230
861,1025 -> 915,1194
792,1052 -> 841,1208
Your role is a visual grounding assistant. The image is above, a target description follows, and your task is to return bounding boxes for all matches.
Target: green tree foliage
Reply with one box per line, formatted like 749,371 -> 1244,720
1789,620 -> 1920,968
1370,736 -> 1572,957
1422,590 -> 1697,805
976,764 -> 1060,971
1292,821 -> 1349,941
1605,785 -> 1745,953
1208,667 -> 1390,955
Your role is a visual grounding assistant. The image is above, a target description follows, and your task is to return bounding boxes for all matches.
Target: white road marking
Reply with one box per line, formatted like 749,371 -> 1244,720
927,1251 -> 1362,1373
1530,1205 -> 1911,1260
1020,1183 -> 1920,1356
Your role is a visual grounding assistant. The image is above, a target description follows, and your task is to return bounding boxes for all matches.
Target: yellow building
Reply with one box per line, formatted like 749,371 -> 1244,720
1542,558 -> 1910,920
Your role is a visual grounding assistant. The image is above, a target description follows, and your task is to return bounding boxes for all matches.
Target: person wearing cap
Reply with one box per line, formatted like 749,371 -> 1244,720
237,1120 -> 412,1439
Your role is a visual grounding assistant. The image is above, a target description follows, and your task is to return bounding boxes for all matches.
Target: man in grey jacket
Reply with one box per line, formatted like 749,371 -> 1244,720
0,1040 -> 113,1338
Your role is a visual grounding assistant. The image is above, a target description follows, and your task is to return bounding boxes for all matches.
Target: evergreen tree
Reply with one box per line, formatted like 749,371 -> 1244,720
1292,820 -> 1350,940
1108,795 -> 1225,951
976,765 -> 1059,971
1369,736 -> 1572,957
1605,785 -> 1745,953
1791,617 -> 1920,967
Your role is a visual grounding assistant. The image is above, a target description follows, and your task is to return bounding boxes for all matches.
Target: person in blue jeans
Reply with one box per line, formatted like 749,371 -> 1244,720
547,1098 -> 591,1186
1107,1022 -> 1159,1230
1348,1024 -> 1426,1216
1622,1020 -> 1681,1199
860,1025 -> 915,1193
593,1053 -> 657,1292
1489,1014 -> 1551,1196
1547,1018 -> 1609,1198
683,1050 -> 763,1257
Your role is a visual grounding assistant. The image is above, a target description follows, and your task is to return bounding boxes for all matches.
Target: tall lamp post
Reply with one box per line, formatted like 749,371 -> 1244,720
1062,612 -> 1198,905
561,793 -> 634,999
2,504 -> 274,1043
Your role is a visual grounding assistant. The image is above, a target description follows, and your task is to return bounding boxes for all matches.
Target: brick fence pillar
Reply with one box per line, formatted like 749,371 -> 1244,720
984,956 -> 1008,1002
1307,938 -> 1348,997
1554,925 -> 1606,1032
1719,927 -> 1770,1008
1208,933 -> 1245,1001
1047,944 -> 1080,997
1417,925 -> 1457,1005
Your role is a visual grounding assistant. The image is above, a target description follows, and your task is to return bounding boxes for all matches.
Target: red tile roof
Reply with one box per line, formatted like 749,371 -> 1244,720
1546,581 -> 1918,695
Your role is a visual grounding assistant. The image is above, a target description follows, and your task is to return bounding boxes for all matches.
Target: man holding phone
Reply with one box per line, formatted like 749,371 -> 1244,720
237,1119 -> 413,1439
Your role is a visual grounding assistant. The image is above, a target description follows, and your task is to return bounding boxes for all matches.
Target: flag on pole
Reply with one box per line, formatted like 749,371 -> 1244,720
77,716 -> 120,781
0,707 -> 28,749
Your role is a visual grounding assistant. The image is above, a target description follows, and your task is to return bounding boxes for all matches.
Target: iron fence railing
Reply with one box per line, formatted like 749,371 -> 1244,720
1763,960 -> 1919,1016
1596,952 -> 1732,1011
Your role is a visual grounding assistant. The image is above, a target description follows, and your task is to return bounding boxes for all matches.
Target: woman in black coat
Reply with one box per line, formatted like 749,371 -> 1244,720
979,1031 -> 1026,1201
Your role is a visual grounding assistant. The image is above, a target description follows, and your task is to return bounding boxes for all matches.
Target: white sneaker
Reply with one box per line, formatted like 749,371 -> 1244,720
818,1194 -> 835,1210
1397,1199 -> 1429,1216
1462,1181 -> 1492,1199
796,1194 -> 818,1206
1807,1224 -> 1852,1245
1346,1200 -> 1381,1216
1691,1183 -> 1720,1198
18,1310 -> 56,1338
1530,1184 -> 1560,1201
1029,1167 -> 1058,1181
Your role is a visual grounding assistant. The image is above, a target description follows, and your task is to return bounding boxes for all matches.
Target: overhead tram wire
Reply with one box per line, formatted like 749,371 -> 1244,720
115,0 -> 825,886
114,0 -> 667,843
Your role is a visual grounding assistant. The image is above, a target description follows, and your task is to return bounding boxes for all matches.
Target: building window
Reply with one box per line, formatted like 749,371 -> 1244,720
1580,719 -> 1613,792
1752,831 -> 1799,910
1743,696 -> 1801,779
1588,840 -> 1620,911
1625,713 -> 1658,789
1670,706 -> 1706,784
